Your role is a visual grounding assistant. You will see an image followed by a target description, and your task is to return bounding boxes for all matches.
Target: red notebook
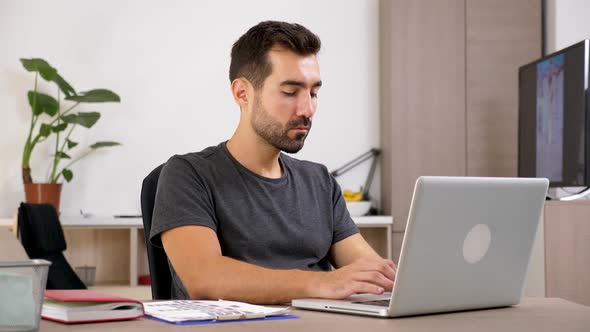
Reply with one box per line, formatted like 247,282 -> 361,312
41,289 -> 144,324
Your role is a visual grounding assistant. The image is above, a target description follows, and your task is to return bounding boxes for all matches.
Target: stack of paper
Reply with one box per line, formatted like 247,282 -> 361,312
142,300 -> 290,323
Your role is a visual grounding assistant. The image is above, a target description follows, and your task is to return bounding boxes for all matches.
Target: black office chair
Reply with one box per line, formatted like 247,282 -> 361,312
140,163 -> 173,300
17,202 -> 87,289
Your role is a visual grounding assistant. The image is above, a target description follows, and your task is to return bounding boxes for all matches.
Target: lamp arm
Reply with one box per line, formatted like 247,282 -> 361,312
362,150 -> 381,200
330,154 -> 371,177
330,148 -> 381,200
330,148 -> 380,177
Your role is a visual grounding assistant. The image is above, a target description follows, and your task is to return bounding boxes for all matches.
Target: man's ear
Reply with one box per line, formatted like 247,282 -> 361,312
231,78 -> 251,110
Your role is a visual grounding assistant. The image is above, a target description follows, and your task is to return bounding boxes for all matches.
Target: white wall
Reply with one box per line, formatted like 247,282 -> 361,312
545,0 -> 590,53
0,0 -> 380,217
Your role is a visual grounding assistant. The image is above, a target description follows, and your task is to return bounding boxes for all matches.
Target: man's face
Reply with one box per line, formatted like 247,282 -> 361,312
250,48 -> 322,153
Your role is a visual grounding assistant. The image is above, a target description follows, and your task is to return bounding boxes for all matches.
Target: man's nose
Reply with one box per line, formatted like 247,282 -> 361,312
296,92 -> 316,118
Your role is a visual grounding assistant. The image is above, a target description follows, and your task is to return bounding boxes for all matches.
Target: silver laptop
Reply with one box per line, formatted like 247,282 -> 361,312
292,176 -> 549,317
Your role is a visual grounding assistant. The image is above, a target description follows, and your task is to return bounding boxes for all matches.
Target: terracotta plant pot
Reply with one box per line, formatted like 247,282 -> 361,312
24,183 -> 62,213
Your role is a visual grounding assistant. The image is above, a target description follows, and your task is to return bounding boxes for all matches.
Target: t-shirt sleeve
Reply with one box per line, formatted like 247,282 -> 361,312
149,156 -> 217,248
330,174 -> 359,244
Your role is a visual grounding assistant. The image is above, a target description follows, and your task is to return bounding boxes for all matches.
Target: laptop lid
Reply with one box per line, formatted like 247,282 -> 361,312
292,176 -> 548,317
389,176 -> 548,316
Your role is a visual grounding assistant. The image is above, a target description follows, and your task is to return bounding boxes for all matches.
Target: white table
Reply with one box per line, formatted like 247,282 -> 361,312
60,216 -> 144,287
0,216 -> 144,286
1,215 -> 393,286
352,216 -> 394,260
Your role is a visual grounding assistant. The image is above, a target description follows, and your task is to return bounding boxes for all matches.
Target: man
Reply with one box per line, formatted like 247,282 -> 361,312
150,21 -> 395,304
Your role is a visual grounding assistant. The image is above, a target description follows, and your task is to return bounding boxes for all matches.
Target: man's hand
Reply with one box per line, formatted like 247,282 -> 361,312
307,258 -> 396,299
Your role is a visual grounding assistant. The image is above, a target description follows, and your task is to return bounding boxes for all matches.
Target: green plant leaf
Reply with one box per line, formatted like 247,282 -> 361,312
66,139 -> 78,149
65,89 -> 120,103
62,168 -> 73,182
39,123 -> 52,138
52,123 -> 68,133
55,151 -> 71,159
27,91 -> 58,116
20,58 -> 57,81
51,74 -> 76,97
90,141 -> 121,149
20,58 -> 76,97
61,112 -> 100,128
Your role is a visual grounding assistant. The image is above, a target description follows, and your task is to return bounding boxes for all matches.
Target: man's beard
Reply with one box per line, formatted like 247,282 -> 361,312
251,96 -> 312,154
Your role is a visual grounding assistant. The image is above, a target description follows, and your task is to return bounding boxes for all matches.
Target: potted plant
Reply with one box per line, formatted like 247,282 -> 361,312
21,58 -> 121,212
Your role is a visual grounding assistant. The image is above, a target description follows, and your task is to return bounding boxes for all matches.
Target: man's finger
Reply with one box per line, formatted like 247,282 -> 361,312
354,271 -> 394,291
351,281 -> 385,295
371,260 -> 396,281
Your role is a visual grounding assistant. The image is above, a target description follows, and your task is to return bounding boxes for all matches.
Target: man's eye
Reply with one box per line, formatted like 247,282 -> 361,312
311,92 -> 318,98
282,91 -> 296,96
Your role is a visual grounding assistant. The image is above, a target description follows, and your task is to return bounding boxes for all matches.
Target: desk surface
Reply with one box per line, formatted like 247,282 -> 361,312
41,298 -> 589,332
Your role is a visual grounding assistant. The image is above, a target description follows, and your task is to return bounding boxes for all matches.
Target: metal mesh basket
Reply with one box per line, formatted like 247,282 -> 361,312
74,265 -> 96,286
0,259 -> 51,332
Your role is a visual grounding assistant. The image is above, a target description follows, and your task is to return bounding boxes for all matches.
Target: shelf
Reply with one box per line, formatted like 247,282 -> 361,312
353,215 -> 393,226
2,215 -> 394,285
2,215 -> 391,228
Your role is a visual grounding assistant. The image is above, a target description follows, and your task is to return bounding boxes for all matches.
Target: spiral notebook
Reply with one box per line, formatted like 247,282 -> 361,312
142,300 -> 296,325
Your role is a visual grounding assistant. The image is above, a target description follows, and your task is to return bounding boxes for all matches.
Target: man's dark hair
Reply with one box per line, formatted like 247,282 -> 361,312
229,21 -> 321,89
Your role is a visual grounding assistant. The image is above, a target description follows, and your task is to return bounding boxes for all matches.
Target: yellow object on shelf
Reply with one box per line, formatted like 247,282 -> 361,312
343,189 -> 363,202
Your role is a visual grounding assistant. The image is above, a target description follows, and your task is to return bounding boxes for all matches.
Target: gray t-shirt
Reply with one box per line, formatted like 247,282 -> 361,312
150,142 -> 358,299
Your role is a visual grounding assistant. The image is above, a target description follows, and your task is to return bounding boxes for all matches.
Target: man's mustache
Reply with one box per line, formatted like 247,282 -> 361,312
287,117 -> 312,130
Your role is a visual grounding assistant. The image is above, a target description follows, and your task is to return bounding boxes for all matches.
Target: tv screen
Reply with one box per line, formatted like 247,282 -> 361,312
519,40 -> 589,187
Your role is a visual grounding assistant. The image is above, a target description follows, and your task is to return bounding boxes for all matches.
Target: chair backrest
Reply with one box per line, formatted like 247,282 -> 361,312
17,203 -> 86,289
140,163 -> 172,300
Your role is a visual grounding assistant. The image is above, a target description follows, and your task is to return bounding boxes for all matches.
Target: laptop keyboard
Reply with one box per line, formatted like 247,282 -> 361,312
353,299 -> 391,307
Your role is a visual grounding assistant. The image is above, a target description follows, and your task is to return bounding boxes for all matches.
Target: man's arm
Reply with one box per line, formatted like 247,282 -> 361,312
330,233 -> 389,267
161,225 -> 395,304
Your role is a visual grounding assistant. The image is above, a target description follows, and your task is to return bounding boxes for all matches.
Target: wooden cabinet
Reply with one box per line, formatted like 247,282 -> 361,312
379,0 -> 542,261
544,201 -> 590,306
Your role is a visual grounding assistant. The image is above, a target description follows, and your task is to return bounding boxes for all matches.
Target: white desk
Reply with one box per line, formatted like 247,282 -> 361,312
353,215 -> 393,260
0,216 -> 144,287
1,215 -> 393,286
61,216 -> 144,287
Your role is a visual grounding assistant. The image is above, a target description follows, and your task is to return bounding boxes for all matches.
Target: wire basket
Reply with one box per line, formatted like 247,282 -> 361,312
0,259 -> 51,332
74,265 -> 96,286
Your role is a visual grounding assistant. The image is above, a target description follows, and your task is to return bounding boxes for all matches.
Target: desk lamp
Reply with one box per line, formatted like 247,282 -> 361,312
330,148 -> 381,204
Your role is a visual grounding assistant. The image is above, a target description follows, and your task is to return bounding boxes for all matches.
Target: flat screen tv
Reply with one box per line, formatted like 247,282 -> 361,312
519,39 -> 589,187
